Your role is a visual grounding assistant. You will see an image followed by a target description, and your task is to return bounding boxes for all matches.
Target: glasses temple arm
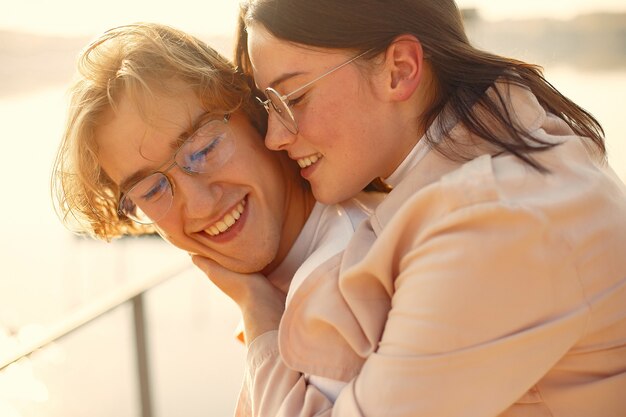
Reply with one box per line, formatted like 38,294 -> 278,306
283,49 -> 374,99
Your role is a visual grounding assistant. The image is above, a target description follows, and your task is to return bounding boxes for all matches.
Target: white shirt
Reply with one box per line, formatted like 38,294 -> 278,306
273,191 -> 383,402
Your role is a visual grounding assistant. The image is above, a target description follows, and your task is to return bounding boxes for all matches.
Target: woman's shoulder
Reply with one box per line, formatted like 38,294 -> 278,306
370,142 -> 625,275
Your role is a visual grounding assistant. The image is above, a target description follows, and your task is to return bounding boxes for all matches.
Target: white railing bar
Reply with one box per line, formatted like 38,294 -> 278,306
0,262 -> 193,371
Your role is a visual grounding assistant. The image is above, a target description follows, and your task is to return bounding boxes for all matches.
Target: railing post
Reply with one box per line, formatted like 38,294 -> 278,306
132,293 -> 153,417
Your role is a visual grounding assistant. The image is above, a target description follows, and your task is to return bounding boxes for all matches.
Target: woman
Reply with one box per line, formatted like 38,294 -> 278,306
199,1 -> 626,415
52,22 -> 382,400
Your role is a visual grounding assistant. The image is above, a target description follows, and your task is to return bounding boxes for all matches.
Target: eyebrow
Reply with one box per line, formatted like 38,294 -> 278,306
118,111 -> 208,192
266,71 -> 305,91
119,167 -> 157,194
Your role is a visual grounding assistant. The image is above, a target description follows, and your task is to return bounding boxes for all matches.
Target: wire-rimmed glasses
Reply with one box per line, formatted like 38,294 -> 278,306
118,114 -> 234,225
257,49 -> 372,134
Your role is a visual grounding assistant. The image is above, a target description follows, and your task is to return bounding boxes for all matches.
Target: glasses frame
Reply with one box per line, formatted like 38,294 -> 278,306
117,113 -> 231,225
257,49 -> 373,134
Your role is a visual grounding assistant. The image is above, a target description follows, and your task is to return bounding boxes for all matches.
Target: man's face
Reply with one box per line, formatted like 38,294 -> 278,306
95,86 -> 294,273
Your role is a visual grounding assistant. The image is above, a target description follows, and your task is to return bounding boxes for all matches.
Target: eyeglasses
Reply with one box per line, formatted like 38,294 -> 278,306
118,114 -> 235,225
257,49 -> 372,134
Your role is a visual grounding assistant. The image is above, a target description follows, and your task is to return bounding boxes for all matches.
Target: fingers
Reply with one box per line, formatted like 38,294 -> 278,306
191,254 -> 249,303
191,255 -> 286,343
190,254 -> 216,276
190,255 -> 287,305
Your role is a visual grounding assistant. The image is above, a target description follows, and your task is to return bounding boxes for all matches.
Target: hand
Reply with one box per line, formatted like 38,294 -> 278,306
191,255 -> 286,345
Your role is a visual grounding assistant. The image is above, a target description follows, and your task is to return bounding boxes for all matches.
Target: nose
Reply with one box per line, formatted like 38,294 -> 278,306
264,113 -> 296,151
170,169 -> 222,220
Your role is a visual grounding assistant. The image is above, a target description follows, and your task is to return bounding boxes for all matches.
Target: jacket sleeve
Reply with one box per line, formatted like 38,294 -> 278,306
235,331 -> 333,417
237,203 -> 590,417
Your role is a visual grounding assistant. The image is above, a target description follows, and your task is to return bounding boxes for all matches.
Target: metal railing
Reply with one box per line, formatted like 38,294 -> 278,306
0,262 -> 192,417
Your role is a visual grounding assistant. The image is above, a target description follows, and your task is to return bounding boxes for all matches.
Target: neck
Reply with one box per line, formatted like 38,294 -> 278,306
262,156 -> 315,276
381,63 -> 439,180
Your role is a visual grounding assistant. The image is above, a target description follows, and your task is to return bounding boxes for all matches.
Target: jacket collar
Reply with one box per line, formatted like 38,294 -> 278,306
371,80 -> 546,234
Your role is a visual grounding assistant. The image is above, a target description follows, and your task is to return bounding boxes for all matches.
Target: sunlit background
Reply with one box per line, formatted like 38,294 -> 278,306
2,0 -> 626,35
1,1 -> 625,416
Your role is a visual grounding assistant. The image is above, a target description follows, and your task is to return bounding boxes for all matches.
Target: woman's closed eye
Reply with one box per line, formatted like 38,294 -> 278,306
286,94 -> 305,108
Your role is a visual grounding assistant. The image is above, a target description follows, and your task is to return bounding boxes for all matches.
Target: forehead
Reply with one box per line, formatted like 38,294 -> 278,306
246,24 -> 330,89
95,86 -> 202,184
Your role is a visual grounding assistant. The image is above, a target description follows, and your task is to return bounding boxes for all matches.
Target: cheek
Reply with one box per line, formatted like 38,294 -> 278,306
154,218 -> 184,246
298,102 -> 345,148
234,133 -> 273,164
313,110 -> 364,156
303,85 -> 371,149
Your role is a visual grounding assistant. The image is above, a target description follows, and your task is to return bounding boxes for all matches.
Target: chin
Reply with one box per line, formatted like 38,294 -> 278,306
312,187 -> 348,206
222,257 -> 273,275
226,264 -> 258,274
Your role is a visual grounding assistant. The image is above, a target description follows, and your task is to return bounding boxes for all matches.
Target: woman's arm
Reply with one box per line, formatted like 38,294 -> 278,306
191,256 -> 285,345
194,202 -> 589,416
327,204 -> 588,417
192,256 -> 334,415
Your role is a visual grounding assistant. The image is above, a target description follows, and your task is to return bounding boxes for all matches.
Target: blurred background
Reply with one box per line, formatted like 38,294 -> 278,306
0,1 -> 624,416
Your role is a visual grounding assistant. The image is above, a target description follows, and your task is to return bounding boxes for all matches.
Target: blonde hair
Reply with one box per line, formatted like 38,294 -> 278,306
53,23 -> 265,240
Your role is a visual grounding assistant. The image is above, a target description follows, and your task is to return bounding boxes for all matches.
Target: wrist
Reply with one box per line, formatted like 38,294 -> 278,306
241,295 -> 284,346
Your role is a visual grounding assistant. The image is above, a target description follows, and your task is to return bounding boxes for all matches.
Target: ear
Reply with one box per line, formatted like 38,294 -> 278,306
382,34 -> 424,102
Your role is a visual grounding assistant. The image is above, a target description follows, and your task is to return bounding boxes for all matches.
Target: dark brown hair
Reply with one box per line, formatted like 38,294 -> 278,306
235,0 -> 605,171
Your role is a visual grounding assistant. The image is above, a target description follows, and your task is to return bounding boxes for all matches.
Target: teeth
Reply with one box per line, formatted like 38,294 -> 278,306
204,199 -> 246,237
224,214 -> 236,227
297,153 -> 322,168
216,221 -> 228,232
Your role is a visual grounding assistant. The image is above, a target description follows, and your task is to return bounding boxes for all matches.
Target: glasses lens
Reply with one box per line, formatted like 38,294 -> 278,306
177,119 -> 235,174
266,88 -> 298,134
120,173 -> 173,224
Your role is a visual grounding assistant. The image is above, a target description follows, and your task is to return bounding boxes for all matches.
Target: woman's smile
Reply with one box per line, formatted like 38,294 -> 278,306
296,152 -> 323,168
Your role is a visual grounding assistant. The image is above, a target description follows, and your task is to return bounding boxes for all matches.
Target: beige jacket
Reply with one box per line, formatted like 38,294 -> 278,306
236,83 -> 626,417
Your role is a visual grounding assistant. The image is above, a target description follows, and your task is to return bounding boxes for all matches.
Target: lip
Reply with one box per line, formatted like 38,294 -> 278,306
294,153 -> 323,180
197,195 -> 249,244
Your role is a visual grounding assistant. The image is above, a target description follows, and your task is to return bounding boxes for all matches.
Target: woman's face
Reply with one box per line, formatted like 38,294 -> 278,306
95,84 -> 299,273
247,24 -> 412,204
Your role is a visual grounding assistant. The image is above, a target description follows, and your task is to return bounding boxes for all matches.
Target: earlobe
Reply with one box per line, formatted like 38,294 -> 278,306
386,35 -> 423,101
